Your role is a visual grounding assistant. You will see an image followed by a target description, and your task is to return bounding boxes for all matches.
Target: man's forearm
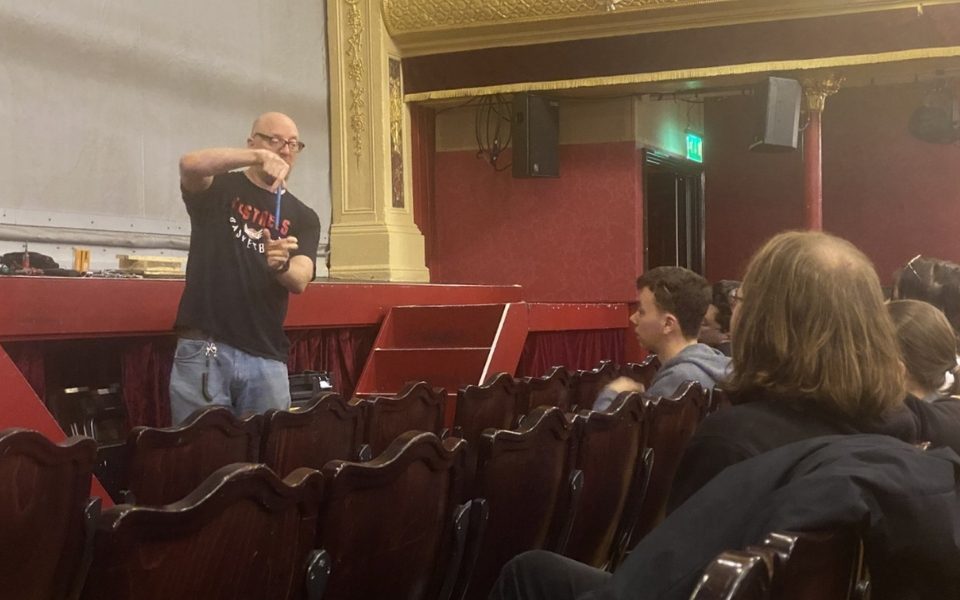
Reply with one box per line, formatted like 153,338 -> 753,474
180,148 -> 265,180
275,255 -> 314,294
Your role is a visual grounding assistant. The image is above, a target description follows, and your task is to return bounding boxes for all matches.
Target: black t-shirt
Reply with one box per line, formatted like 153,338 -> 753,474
174,170 -> 321,361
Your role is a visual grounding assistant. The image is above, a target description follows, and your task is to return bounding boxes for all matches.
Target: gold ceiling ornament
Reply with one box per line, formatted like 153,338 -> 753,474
344,0 -> 367,165
802,75 -> 844,112
381,0 -> 720,35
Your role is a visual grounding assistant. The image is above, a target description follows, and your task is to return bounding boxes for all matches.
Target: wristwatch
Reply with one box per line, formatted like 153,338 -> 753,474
274,259 -> 291,274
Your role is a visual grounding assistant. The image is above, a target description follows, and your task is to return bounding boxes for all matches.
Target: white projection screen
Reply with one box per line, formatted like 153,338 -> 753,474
0,0 -> 331,273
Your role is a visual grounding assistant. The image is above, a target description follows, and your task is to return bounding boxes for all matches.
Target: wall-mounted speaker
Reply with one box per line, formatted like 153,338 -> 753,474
750,77 -> 802,152
512,93 -> 560,178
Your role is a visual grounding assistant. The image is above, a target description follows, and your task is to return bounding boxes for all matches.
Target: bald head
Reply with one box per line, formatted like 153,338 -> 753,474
251,112 -> 299,138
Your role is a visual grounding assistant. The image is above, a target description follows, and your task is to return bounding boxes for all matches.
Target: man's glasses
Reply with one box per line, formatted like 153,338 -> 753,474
905,254 -> 923,281
729,288 -> 744,308
253,132 -> 305,153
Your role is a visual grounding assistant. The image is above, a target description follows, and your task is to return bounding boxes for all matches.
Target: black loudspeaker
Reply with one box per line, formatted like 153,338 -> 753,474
749,77 -> 802,152
512,93 -> 560,178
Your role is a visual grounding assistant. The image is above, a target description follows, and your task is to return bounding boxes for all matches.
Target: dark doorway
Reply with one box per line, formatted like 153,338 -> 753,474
643,149 -> 705,274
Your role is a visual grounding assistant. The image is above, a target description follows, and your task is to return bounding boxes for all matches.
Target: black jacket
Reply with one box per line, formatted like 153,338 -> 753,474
666,396 -> 919,511
580,435 -> 960,600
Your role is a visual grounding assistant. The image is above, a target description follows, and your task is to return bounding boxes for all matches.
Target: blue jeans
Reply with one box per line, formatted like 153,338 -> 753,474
169,338 -> 291,425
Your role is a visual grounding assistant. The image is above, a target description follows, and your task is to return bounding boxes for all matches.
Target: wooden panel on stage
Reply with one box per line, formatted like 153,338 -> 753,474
0,276 -> 523,341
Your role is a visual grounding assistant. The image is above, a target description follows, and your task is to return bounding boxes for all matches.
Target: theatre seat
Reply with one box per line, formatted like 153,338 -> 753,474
316,431 -> 470,600
563,392 -> 648,569
520,366 -> 572,412
0,429 -> 99,600
357,381 -> 446,457
125,407 -> 262,505
569,360 -> 619,412
81,463 -> 325,600
757,529 -> 867,600
458,405 -> 580,600
689,549 -> 772,600
629,381 -> 711,545
261,393 -> 368,477
620,355 -> 661,390
455,373 -> 525,446
689,529 -> 868,600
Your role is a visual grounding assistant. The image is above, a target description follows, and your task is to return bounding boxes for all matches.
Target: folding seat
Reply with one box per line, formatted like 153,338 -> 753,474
82,463 -> 326,600
316,431 -> 471,600
0,428 -> 99,600
125,406 -> 262,505
456,406 -> 581,600
519,366 -> 572,412
357,381 -> 446,457
563,392 -> 650,569
261,392 -> 369,477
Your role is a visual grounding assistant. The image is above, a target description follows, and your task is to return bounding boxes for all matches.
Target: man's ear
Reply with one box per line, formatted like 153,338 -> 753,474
662,312 -> 679,335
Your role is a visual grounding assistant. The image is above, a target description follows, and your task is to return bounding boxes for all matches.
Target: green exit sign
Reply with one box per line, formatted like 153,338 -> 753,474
686,132 -> 704,163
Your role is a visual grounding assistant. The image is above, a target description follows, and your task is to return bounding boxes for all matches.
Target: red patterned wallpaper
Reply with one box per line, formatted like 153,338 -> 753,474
430,141 -> 643,303
704,85 -> 960,284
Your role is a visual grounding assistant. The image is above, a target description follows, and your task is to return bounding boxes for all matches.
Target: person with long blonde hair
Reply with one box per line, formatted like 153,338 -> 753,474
668,231 -> 918,510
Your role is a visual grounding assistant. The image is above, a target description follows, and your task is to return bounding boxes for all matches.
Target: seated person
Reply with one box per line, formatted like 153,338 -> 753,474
666,231 -> 918,512
489,233 -> 950,600
889,299 -> 960,453
892,254 -> 960,339
698,279 -> 740,356
592,266 -> 730,411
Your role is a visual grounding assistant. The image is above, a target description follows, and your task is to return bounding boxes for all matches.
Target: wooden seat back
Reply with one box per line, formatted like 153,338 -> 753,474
455,373 -> 524,446
689,549 -> 772,600
82,463 -> 324,600
358,381 -> 445,457
690,529 -> 867,600
563,392 -> 647,569
570,360 -> 619,412
261,393 -> 365,477
317,431 -> 468,600
461,406 -> 579,600
0,429 -> 98,600
620,355 -> 661,390
125,407 -> 262,505
520,366 -> 572,412
630,381 -> 711,543
756,530 -> 866,600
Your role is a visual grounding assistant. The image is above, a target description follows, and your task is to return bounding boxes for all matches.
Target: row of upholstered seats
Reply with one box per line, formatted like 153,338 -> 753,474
1,389 -> 865,600
0,387 -> 658,600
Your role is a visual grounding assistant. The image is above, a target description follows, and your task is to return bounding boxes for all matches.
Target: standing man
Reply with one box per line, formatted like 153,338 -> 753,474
170,112 -> 321,424
593,266 -> 730,411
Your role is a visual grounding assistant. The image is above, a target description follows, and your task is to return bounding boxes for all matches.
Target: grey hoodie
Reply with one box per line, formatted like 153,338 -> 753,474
593,343 -> 731,411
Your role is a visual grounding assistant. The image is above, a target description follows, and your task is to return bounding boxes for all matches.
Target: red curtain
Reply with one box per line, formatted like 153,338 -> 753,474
121,336 -> 176,428
516,329 -> 625,378
3,342 -> 46,400
286,327 -> 378,400
4,327 -> 378,431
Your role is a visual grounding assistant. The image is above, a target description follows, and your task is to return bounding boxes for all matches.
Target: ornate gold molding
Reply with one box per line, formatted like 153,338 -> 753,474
382,0 -> 960,56
802,75 -> 844,112
389,57 -> 405,209
344,0 -> 366,165
382,0 -> 720,34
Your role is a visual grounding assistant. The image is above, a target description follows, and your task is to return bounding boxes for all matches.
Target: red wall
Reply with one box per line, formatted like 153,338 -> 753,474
431,141 -> 643,302
705,85 -> 960,283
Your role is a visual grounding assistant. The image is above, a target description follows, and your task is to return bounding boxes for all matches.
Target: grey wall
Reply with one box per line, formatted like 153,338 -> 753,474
0,0 -> 330,272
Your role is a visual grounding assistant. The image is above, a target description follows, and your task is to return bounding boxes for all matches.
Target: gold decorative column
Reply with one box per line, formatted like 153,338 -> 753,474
801,75 -> 842,231
327,0 -> 429,281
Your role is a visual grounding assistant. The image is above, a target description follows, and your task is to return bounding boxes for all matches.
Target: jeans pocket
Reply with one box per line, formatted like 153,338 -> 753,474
174,339 -> 208,361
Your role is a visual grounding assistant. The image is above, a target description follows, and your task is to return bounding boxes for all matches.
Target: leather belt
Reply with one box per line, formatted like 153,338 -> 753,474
177,328 -> 212,341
